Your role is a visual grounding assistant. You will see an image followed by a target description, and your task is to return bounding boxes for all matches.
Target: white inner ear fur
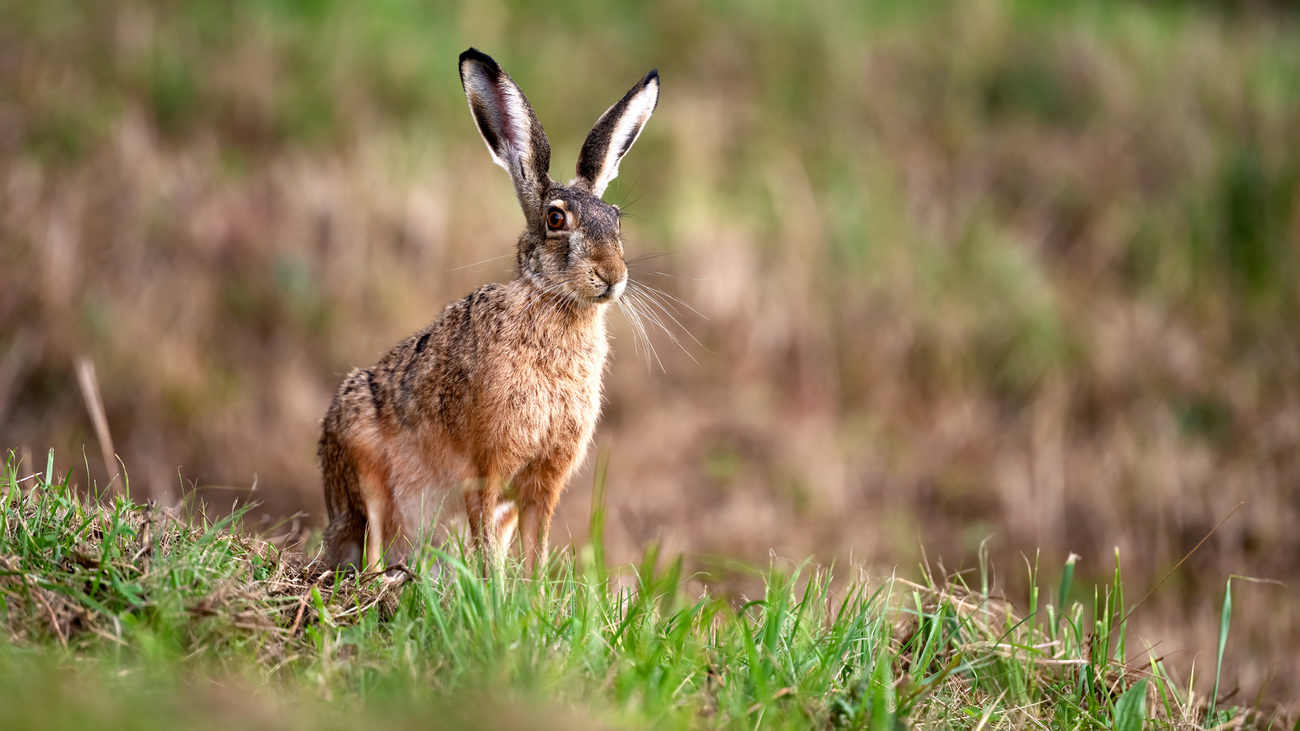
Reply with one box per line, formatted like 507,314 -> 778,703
463,69 -> 536,181
589,78 -> 659,197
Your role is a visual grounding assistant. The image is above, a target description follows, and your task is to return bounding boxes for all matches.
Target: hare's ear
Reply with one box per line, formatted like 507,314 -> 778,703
575,69 -> 659,198
459,48 -> 552,214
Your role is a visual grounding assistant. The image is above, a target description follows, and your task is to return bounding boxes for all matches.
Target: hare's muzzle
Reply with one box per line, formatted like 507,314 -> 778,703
595,275 -> 627,303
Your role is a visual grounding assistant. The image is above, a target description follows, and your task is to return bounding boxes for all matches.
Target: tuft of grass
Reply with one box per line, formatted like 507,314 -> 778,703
1,451 -> 1291,729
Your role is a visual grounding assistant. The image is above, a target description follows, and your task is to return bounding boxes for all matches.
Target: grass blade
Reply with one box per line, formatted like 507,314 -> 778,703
1210,578 -> 1233,723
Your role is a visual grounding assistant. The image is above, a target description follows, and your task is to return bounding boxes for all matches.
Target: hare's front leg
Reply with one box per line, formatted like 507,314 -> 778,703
466,474 -> 511,574
516,458 -> 573,575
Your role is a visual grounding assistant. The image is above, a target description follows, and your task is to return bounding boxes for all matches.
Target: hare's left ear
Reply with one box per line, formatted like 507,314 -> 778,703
574,69 -> 659,198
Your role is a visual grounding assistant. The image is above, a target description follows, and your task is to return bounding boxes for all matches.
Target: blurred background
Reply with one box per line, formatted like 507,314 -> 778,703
2,0 -> 1297,707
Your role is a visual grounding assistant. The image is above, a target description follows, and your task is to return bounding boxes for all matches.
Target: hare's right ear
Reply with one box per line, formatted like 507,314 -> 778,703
459,48 -> 552,216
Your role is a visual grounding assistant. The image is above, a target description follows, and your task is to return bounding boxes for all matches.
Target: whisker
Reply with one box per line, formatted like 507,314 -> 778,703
614,300 -> 645,369
628,279 -> 708,321
617,296 -> 664,372
628,295 -> 690,366
450,253 -> 514,272
629,300 -> 662,372
625,251 -> 676,267
616,289 -> 657,370
616,182 -> 643,211
627,282 -> 706,351
623,288 -> 699,365
637,306 -> 692,361
521,277 -> 578,314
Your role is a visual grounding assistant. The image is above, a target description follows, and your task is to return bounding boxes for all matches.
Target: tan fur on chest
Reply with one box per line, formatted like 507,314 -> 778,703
466,284 -> 609,476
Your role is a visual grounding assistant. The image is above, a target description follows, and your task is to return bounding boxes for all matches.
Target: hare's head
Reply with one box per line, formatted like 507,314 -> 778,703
459,48 -> 658,306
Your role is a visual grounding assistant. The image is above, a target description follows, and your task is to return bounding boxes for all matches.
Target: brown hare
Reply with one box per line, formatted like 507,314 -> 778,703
318,48 -> 659,573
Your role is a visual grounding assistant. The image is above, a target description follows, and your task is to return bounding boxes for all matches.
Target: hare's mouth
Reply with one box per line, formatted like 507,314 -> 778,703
592,278 -> 627,303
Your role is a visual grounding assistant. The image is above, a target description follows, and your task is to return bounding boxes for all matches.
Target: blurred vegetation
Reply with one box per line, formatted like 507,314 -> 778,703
1,0 -> 1298,707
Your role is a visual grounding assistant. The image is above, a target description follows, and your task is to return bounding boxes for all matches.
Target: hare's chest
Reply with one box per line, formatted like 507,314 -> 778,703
528,337 -> 607,431
482,332 -> 607,451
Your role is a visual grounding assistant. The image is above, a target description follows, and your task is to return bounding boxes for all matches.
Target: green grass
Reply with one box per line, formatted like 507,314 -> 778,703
0,451 -> 1284,729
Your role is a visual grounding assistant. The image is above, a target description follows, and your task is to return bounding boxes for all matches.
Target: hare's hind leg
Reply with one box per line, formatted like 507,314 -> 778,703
321,516 -> 363,570
358,462 -> 392,571
320,428 -> 366,571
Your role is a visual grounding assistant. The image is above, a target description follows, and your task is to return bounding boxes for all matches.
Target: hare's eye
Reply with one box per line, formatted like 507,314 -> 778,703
546,208 -> 566,231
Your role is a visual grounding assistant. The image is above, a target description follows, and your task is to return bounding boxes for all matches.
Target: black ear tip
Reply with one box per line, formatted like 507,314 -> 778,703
644,69 -> 660,86
459,48 -> 501,75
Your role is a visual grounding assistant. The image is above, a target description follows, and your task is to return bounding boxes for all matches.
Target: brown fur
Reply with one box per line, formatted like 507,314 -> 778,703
318,49 -> 659,572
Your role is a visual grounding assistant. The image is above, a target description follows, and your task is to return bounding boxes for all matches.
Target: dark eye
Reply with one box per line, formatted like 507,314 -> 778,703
546,208 -> 566,231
